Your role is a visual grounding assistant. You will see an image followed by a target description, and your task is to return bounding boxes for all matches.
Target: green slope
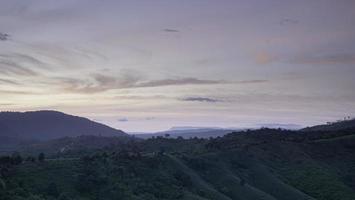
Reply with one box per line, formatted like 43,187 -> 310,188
167,154 -> 232,200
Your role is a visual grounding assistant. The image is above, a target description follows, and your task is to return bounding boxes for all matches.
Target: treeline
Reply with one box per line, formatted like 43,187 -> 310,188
0,152 -> 45,166
0,152 -> 46,189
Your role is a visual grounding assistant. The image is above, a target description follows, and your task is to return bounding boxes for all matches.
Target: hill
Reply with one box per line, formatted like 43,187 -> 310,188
1,120 -> 355,200
302,118 -> 355,132
0,111 -> 127,141
1,127 -> 355,200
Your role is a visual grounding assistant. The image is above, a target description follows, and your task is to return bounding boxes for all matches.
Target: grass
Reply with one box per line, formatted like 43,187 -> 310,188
281,163 -> 355,200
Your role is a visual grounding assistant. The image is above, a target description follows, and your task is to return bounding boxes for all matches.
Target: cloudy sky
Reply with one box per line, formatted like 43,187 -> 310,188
1,0 -> 355,132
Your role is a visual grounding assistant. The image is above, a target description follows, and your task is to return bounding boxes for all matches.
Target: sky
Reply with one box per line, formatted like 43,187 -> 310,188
0,0 -> 355,132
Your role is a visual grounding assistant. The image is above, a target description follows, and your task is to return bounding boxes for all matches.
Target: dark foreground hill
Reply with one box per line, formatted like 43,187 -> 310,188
0,111 -> 127,141
1,126 -> 355,200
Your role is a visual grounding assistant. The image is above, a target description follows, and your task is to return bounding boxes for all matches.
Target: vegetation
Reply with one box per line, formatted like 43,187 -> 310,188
1,125 -> 355,199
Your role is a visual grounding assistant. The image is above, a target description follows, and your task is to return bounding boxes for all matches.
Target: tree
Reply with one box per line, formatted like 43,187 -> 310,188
11,152 -> 23,165
0,156 -> 11,165
158,147 -> 165,156
28,195 -> 46,200
38,153 -> 45,162
26,156 -> 36,162
46,182 -> 59,197
58,193 -> 72,200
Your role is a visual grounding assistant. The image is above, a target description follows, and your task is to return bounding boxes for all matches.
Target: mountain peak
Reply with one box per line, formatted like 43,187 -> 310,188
0,110 -> 127,140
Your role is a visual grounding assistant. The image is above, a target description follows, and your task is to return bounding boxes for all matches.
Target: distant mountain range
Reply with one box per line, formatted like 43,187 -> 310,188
133,127 -> 240,139
1,110 -> 354,143
132,123 -> 303,139
132,119 -> 355,139
0,111 -> 127,141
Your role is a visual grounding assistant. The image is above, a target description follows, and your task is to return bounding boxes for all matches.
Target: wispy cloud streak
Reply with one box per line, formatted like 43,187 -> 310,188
58,74 -> 226,93
0,53 -> 46,76
0,78 -> 20,85
163,29 -> 180,33
180,97 -> 221,103
0,33 -> 10,41
290,54 -> 355,65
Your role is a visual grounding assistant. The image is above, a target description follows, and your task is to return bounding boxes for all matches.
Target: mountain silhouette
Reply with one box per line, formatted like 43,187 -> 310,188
0,110 -> 127,140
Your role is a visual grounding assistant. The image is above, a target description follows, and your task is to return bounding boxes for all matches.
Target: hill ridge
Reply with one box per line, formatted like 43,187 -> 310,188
0,110 -> 127,140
